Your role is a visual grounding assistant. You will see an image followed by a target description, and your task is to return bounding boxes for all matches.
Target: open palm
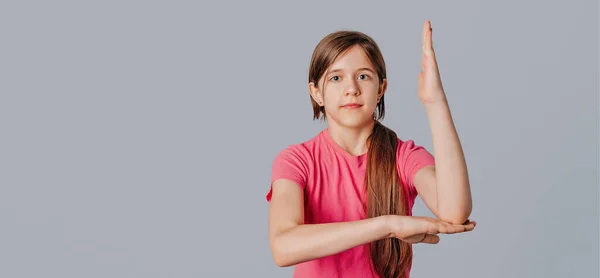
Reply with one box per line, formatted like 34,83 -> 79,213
389,215 -> 476,244
418,20 -> 447,104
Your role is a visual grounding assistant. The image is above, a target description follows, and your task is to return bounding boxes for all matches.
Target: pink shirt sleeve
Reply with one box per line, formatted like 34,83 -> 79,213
397,139 -> 436,198
266,145 -> 309,202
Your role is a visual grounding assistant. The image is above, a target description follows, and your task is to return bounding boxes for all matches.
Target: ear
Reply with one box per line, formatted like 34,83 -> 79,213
309,82 -> 324,106
378,78 -> 388,100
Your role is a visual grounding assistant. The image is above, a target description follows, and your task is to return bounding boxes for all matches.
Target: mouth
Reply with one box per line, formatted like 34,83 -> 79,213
342,103 -> 363,109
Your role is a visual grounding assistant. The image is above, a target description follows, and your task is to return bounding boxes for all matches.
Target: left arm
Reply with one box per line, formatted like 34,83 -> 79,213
412,20 -> 472,225
414,102 -> 472,225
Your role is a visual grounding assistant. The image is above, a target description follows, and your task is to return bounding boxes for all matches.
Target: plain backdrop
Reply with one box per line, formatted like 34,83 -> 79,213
1,1 -> 598,277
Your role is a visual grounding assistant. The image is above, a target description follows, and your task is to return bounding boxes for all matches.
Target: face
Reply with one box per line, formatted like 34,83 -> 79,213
309,45 -> 387,129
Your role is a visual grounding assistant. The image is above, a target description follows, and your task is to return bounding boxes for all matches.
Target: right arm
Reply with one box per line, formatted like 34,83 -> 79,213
268,179 -> 477,267
268,179 -> 392,267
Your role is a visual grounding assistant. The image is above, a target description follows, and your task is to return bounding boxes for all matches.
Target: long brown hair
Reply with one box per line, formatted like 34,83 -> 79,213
308,31 -> 412,278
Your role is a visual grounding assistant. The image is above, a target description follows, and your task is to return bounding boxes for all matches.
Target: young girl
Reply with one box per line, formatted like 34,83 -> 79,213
265,21 -> 475,278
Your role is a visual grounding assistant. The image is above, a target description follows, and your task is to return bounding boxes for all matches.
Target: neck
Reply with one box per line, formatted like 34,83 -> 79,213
327,120 -> 375,156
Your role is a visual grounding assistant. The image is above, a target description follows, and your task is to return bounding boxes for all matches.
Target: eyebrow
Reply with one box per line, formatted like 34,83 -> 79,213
327,67 -> 376,74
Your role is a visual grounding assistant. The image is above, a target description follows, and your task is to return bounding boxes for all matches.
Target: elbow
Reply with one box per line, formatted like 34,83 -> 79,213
272,252 -> 296,268
271,250 -> 292,268
270,238 -> 295,267
439,205 -> 472,225
273,255 -> 293,268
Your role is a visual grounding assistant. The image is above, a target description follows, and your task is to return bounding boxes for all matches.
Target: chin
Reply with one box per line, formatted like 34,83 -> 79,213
335,116 -> 373,129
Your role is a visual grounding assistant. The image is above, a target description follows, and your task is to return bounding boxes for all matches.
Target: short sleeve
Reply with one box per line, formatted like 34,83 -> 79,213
265,145 -> 310,202
397,139 -> 436,197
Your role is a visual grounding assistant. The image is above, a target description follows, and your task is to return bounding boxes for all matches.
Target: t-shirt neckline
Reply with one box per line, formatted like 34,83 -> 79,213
322,128 -> 368,164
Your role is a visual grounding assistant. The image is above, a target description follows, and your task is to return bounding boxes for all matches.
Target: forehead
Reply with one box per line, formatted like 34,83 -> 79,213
328,45 -> 375,71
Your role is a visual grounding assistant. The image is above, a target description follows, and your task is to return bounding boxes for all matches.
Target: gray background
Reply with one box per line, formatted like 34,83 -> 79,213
1,0 -> 598,277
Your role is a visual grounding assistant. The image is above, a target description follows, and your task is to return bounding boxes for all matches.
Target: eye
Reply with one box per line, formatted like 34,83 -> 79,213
329,76 -> 340,82
358,74 -> 370,80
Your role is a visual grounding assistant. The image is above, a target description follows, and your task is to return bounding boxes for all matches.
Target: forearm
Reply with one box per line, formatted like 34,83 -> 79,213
425,99 -> 472,223
272,216 -> 391,267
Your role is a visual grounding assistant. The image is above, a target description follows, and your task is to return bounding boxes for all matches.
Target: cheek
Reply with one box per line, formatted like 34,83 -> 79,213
323,87 -> 342,103
359,81 -> 380,93
360,85 -> 380,103
324,93 -> 338,103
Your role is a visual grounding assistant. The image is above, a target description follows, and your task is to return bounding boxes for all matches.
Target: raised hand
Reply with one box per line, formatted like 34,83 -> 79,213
386,215 -> 476,244
418,20 -> 447,105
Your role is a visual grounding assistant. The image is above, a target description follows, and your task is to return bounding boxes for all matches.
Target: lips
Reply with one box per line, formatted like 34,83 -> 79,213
342,104 -> 363,109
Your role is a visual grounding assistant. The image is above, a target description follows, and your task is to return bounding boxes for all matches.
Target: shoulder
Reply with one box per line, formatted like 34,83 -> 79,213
394,136 -> 435,170
268,133 -> 321,200
396,137 -> 418,151
270,131 -> 324,175
395,136 -> 435,190
395,137 -> 432,160
272,144 -> 311,170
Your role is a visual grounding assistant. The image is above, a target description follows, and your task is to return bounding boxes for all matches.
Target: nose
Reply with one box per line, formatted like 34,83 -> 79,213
345,80 -> 360,96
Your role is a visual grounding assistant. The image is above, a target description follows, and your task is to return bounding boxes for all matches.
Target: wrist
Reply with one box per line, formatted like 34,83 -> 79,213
376,215 -> 392,239
423,100 -> 452,118
380,215 -> 404,239
423,99 -> 448,109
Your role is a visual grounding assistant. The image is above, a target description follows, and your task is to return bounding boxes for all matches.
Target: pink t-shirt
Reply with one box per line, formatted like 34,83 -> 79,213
266,128 -> 435,278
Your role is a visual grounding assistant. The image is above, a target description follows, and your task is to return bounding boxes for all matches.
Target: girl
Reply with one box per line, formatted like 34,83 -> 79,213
265,21 -> 475,278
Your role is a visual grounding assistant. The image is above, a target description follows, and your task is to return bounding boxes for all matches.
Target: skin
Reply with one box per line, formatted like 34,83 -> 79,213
268,21 -> 475,268
308,44 -> 384,157
414,21 -> 473,225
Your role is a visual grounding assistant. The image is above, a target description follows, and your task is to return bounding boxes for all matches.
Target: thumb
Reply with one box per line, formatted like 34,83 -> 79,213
418,234 -> 440,244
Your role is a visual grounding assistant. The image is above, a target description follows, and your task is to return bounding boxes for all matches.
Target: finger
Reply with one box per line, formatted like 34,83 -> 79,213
429,22 -> 434,50
462,222 -> 476,231
434,221 -> 449,233
422,21 -> 427,50
463,219 -> 477,227
453,224 -> 467,233
438,221 -> 475,234
403,234 -> 427,243
448,223 -> 476,233
457,219 -> 476,231
425,221 -> 441,234
422,21 -> 434,57
420,22 -> 426,72
419,234 -> 440,244
442,219 -> 467,233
